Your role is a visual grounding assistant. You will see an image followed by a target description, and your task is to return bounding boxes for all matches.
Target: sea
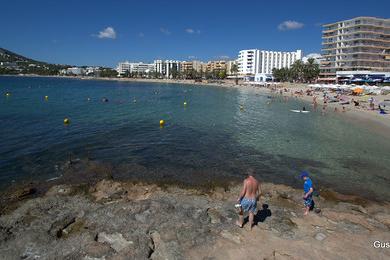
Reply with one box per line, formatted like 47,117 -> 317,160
1,76 -> 389,201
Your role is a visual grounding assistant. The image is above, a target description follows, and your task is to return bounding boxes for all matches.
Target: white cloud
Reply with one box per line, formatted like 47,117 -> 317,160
218,55 -> 230,60
185,28 -> 200,34
160,27 -> 171,35
97,27 -> 116,39
278,20 -> 304,31
302,53 -> 322,63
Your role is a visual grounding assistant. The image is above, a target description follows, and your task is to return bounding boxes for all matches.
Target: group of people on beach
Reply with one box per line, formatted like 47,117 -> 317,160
235,169 -> 314,231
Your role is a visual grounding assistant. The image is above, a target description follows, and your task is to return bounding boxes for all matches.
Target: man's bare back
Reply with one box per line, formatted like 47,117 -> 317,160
242,176 -> 260,200
236,172 -> 261,230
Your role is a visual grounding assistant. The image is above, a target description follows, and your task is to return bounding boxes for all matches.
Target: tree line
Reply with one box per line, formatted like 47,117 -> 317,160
121,68 -> 229,80
272,58 -> 320,83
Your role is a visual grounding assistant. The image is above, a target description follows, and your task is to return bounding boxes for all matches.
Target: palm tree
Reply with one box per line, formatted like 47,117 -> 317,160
231,64 -> 239,84
303,58 -> 320,83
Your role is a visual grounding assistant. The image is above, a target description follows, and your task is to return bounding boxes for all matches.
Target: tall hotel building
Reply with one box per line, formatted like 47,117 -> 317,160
237,49 -> 302,76
320,17 -> 390,81
154,60 -> 181,78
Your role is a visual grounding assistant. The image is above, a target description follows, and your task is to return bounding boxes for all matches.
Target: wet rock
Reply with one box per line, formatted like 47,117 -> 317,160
315,232 -> 327,241
97,232 -> 133,252
12,187 -> 37,200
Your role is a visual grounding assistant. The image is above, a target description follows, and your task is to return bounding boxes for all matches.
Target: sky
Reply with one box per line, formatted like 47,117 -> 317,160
1,0 -> 389,67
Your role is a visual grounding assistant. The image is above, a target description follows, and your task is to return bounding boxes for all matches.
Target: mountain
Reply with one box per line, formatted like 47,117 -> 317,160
0,47 -> 70,75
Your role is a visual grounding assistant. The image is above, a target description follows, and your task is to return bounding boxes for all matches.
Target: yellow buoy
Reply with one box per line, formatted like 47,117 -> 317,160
64,118 -> 70,125
44,95 -> 49,100
183,101 -> 187,106
159,119 -> 165,127
5,92 -> 11,97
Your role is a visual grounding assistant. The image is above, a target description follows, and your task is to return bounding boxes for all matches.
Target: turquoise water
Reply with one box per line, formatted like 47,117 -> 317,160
1,76 -> 390,201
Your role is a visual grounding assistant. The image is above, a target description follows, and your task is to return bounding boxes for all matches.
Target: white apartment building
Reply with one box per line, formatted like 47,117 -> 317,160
116,61 -> 154,75
237,49 -> 302,75
154,60 -> 181,78
60,67 -> 84,75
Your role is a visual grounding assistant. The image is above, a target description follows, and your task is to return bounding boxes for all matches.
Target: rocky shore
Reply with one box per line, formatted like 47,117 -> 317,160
1,176 -> 389,259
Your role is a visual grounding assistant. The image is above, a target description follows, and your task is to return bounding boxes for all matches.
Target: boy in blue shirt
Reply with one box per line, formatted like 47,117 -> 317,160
300,171 -> 314,216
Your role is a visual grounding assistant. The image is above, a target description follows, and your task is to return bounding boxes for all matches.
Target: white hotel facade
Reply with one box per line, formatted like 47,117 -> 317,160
116,61 -> 155,75
237,49 -> 303,76
154,60 -> 181,78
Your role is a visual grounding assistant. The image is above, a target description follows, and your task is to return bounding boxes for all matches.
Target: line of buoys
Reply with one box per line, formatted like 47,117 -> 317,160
64,118 -> 70,125
159,119 -> 165,127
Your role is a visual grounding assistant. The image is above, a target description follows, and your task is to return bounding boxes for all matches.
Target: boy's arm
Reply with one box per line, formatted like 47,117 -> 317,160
304,187 -> 314,198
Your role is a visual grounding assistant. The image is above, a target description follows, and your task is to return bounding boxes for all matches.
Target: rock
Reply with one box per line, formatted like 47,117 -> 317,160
150,231 -> 183,260
337,221 -> 369,234
97,232 -> 133,253
84,242 -> 113,258
46,185 -> 73,196
135,210 -> 150,224
13,187 -> 37,200
315,232 -> 327,241
48,215 -> 76,238
374,213 -> 390,227
277,191 -> 291,199
220,230 -> 241,244
92,180 -> 125,202
207,208 -> 222,224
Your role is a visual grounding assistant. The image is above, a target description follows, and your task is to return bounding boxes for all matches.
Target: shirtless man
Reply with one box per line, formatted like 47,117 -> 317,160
236,169 -> 261,230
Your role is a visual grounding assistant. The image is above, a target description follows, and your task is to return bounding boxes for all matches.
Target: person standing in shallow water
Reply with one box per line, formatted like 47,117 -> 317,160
236,169 -> 261,230
301,171 -> 314,216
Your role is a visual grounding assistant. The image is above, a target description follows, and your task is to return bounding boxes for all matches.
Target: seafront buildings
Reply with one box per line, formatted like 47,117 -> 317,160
320,16 -> 390,82
237,49 -> 302,76
153,60 -> 182,78
116,61 -> 154,76
181,60 -> 202,73
206,60 -> 227,72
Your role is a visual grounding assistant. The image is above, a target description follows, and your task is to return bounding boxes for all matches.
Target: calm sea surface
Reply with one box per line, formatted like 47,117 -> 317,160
1,76 -> 389,201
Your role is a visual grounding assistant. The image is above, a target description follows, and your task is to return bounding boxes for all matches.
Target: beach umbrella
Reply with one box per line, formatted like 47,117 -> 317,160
353,88 -> 364,94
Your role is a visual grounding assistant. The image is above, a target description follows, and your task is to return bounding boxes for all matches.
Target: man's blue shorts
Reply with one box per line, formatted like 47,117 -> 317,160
240,197 -> 257,213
